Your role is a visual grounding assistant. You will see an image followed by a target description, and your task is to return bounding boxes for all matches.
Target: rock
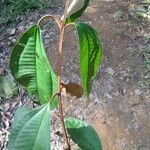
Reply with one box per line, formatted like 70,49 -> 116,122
105,93 -> 113,99
120,70 -> 128,78
106,67 -> 115,76
105,0 -> 115,1
29,21 -> 34,26
45,39 -> 49,45
10,29 -> 16,35
0,68 -> 5,75
130,91 -> 134,96
12,39 -> 16,43
86,6 -> 97,14
134,89 -> 142,96
45,33 -> 49,38
18,26 -> 24,32
122,88 -> 127,95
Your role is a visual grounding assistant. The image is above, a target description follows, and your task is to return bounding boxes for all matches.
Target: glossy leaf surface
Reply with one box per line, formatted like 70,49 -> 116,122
10,25 -> 58,107
8,105 -> 50,150
62,0 -> 90,24
65,117 -> 102,150
75,22 -> 103,96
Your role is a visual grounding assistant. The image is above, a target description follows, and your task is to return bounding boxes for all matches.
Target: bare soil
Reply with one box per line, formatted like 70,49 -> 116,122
61,0 -> 150,150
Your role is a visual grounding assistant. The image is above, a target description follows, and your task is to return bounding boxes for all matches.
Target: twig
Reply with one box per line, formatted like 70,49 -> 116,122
50,86 -> 64,104
143,52 -> 149,62
37,14 -> 62,29
50,93 -> 59,104
65,22 -> 75,28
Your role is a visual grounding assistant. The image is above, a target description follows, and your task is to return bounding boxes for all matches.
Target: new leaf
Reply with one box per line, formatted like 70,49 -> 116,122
65,117 -> 102,150
10,25 -> 58,107
75,22 -> 103,96
62,0 -> 90,24
8,105 -> 51,150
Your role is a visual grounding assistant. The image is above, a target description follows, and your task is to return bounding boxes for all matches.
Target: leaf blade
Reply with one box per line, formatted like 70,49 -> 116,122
10,25 -> 58,107
61,82 -> 83,98
65,117 -> 102,150
75,22 -> 103,96
62,0 -> 90,24
8,105 -> 51,150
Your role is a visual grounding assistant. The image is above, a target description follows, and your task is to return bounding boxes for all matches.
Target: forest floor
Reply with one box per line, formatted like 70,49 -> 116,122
0,0 -> 150,150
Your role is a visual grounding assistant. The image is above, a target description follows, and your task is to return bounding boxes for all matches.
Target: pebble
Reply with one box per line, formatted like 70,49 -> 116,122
0,68 -> 5,75
12,39 -> 16,43
120,70 -> 128,77
106,67 -> 115,76
130,91 -> 134,96
105,93 -> 113,99
122,88 -> 127,95
134,89 -> 142,96
45,33 -> 50,38
104,0 -> 115,2
18,26 -> 24,32
10,29 -> 16,35
45,39 -> 50,45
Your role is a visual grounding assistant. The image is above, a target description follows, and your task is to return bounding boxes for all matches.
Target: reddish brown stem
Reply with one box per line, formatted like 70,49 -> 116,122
57,23 -> 71,150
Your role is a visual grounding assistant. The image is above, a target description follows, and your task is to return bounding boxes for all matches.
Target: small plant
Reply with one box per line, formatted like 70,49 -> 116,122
8,0 -> 103,149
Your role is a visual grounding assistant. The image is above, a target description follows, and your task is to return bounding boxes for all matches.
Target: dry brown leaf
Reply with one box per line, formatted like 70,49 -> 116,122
61,83 -> 83,98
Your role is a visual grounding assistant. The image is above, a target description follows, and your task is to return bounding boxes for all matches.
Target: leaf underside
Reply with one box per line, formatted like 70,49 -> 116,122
64,0 -> 90,24
8,105 -> 50,150
65,117 -> 102,150
10,25 -> 58,108
75,22 -> 103,96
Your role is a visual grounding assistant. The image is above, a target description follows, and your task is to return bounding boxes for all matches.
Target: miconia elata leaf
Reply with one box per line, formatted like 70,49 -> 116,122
10,25 -> 58,108
8,105 -> 51,150
11,107 -> 31,127
62,0 -> 90,24
75,22 -> 103,96
65,117 -> 102,150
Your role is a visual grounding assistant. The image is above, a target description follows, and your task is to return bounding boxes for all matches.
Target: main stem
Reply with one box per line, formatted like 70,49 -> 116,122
57,23 -> 71,150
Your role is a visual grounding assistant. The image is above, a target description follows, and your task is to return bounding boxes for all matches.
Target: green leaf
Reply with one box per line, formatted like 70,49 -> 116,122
62,0 -> 90,24
12,107 -> 31,127
0,75 -> 18,99
65,117 -> 102,150
8,105 -> 51,150
75,22 -> 103,96
10,25 -> 58,108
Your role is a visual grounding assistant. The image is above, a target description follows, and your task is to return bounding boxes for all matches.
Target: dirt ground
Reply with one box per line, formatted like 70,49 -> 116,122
61,0 -> 150,150
0,0 -> 150,150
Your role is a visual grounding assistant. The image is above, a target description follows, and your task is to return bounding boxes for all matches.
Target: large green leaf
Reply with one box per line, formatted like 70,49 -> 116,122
8,105 -> 51,150
65,117 -> 102,150
12,107 -> 31,126
10,25 -> 58,107
75,22 -> 103,96
62,0 -> 90,24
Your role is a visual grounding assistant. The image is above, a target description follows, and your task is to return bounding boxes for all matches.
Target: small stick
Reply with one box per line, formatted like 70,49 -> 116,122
37,14 -> 62,29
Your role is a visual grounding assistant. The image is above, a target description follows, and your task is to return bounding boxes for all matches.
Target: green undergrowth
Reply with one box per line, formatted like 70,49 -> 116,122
0,0 -> 52,33
128,3 -> 150,21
